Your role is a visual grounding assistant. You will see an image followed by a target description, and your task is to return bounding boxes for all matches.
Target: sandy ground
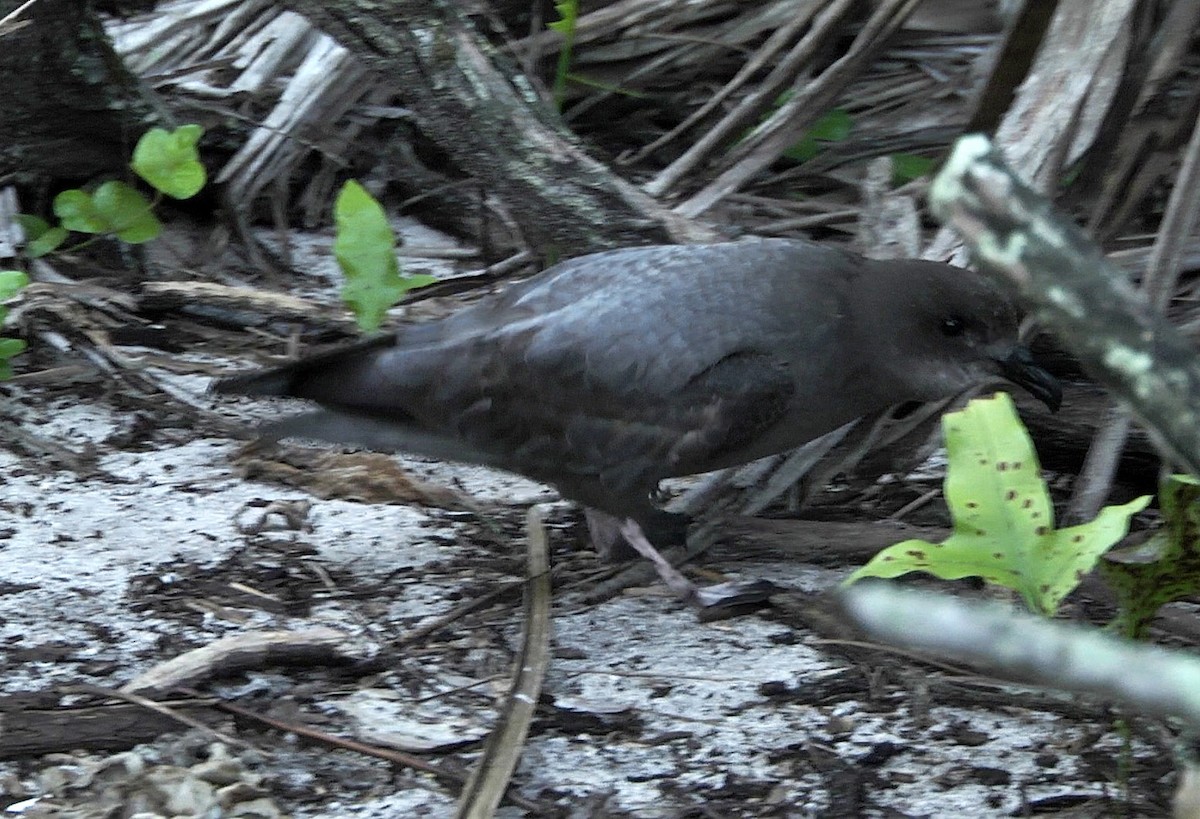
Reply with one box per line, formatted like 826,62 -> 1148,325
0,224 -> 1169,817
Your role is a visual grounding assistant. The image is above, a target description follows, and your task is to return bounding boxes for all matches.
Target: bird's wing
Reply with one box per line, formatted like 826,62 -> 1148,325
437,322 -> 798,498
559,348 -> 798,494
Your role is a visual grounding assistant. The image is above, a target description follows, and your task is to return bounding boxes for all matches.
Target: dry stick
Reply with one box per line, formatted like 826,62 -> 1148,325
741,422 -> 857,516
639,2 -> 835,194
1065,405 -> 1135,524
962,0 -> 1060,135
1133,0 -> 1200,116
140,281 -> 337,323
455,506 -> 553,819
510,0 -> 692,54
1067,101 -> 1200,521
121,629 -> 362,697
393,581 -> 523,648
631,8 -> 816,166
677,0 -> 923,218
69,683 -> 251,750
177,689 -> 556,815
930,134 -> 1200,476
199,690 -> 457,778
396,252 -> 536,306
279,1 -> 713,253
0,0 -> 37,36
1142,108 -> 1200,314
927,0 -> 1141,262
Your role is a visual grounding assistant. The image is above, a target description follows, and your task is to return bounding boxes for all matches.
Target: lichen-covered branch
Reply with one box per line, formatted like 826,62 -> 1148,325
841,583 -> 1200,729
930,134 -> 1200,476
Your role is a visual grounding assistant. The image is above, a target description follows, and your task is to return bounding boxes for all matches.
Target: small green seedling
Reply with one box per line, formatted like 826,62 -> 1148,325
332,181 -> 436,333
544,1 -> 642,103
0,269 -> 29,380
130,124 -> 207,200
7,124 -> 206,376
19,124 -> 206,257
53,181 -> 159,244
1102,475 -> 1200,638
549,0 -> 579,111
845,393 -> 1149,616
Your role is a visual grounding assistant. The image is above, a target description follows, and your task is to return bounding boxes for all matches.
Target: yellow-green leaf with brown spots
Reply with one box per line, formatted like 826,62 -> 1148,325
844,393 -> 1149,616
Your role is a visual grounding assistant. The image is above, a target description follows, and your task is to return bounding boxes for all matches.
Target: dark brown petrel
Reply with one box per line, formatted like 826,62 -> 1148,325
214,239 -> 1060,553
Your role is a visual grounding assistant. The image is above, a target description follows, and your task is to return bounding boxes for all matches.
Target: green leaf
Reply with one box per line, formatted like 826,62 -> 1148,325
782,109 -> 853,162
93,181 -> 161,243
783,138 -> 821,163
1059,162 -> 1083,190
807,108 -> 853,142
549,0 -> 579,110
890,153 -> 937,184
131,124 -> 206,199
1102,475 -> 1200,638
15,214 -> 50,239
0,337 -> 26,358
404,274 -> 438,289
334,180 -> 408,333
0,269 -> 29,300
845,393 -> 1149,615
15,216 -> 66,256
53,189 -> 107,234
0,270 -> 30,379
548,0 -> 578,34
27,227 -> 68,257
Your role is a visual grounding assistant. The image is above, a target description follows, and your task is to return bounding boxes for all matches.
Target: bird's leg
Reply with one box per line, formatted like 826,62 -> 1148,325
617,518 -> 700,602
584,507 -> 631,562
584,506 -> 690,562
557,477 -> 691,561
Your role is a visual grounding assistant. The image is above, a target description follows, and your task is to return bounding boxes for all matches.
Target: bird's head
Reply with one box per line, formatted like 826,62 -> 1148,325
861,259 -> 1061,411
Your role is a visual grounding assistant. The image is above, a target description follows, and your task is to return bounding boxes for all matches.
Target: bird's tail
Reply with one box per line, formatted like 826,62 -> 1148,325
212,368 -> 298,397
210,335 -> 398,399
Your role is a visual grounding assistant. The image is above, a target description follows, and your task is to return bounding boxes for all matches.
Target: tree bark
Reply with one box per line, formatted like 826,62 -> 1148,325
0,0 -> 167,183
277,0 -> 716,257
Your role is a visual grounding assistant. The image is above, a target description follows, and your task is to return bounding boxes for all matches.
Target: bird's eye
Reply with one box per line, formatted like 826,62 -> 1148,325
940,316 -> 966,337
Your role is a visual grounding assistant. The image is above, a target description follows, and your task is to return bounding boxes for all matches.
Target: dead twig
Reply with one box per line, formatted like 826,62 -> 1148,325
393,581 -> 524,648
840,583 -> 1200,730
678,0 -> 923,217
188,688 -> 555,814
455,506 -> 553,819
68,683 -> 253,751
121,628 -> 370,696
639,2 -> 836,193
0,0 -> 36,37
